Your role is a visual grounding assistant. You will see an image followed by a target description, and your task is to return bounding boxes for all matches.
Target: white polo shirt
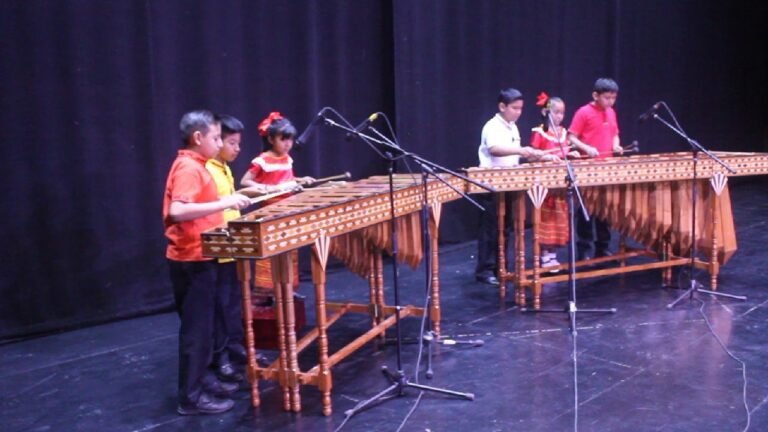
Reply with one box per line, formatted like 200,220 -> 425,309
478,114 -> 521,168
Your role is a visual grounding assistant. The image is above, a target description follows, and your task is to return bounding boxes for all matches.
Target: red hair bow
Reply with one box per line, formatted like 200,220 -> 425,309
258,111 -> 283,136
536,91 -> 549,108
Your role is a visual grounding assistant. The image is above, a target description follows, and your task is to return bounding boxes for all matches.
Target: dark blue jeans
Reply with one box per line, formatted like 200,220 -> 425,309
576,212 -> 611,255
213,261 -> 244,364
168,259 -> 219,405
475,192 -> 512,278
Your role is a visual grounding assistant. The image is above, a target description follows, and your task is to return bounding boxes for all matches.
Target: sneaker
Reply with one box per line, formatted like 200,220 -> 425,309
541,254 -> 560,273
177,393 -> 234,416
475,275 -> 500,285
576,249 -> 591,262
595,248 -> 614,258
217,363 -> 244,383
203,378 -> 239,397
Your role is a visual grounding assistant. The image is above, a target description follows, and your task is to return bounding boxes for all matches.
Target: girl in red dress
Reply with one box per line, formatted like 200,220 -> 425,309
241,111 -> 314,198
240,112 -> 314,291
530,93 -> 581,272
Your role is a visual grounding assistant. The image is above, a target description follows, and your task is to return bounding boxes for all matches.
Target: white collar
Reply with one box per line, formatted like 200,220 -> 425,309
495,113 -> 516,129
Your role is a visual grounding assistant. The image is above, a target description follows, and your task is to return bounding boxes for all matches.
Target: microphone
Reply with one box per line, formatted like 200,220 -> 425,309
638,102 -> 662,122
295,108 -> 328,147
345,112 -> 379,140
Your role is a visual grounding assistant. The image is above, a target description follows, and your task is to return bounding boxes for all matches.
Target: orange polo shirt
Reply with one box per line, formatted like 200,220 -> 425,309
163,149 -> 223,261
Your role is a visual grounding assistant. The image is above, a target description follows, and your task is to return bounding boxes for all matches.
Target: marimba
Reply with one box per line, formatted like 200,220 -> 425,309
202,174 -> 462,415
464,151 -> 768,309
203,151 -> 768,415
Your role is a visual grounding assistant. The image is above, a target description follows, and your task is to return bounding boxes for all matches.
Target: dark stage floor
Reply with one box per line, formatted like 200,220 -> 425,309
2,178 -> 767,432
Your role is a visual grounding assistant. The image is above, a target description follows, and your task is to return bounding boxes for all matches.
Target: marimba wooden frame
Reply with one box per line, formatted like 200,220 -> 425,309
495,172 -> 733,309
233,202 -> 444,416
203,151 -> 768,415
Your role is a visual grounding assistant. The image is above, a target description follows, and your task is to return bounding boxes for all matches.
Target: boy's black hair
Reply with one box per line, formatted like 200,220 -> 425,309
262,117 -> 297,149
593,78 -> 619,94
498,88 -> 524,105
179,110 -> 217,146
217,114 -> 244,138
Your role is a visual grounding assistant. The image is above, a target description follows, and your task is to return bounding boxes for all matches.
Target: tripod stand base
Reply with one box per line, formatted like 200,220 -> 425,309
666,283 -> 747,309
522,301 -> 616,335
342,366 -> 474,417
521,307 -> 617,313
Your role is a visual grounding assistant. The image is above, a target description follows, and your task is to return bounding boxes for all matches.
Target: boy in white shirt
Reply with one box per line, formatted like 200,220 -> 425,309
475,88 -> 548,285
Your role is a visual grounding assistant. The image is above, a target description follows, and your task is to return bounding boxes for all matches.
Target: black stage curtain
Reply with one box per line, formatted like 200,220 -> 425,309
393,0 -> 767,242
1,0 -> 765,339
0,0 -> 394,340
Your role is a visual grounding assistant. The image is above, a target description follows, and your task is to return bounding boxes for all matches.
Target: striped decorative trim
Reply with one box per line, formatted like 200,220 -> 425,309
252,155 -> 294,172
531,127 -> 567,143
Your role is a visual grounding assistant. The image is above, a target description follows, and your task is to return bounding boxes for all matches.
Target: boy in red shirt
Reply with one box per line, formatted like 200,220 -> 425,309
568,78 -> 623,260
163,110 -> 250,415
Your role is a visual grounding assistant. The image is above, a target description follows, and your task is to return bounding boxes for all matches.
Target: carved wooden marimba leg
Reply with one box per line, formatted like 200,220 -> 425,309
532,205 -> 541,309
312,233 -> 333,416
367,245 -> 378,331
710,203 -> 720,291
619,234 -> 627,268
709,174 -> 728,291
662,238 -> 673,287
375,250 -> 386,340
527,185 -> 548,310
497,192 -> 507,299
429,202 -> 443,335
515,192 -> 527,306
237,259 -> 260,407
270,253 -> 300,412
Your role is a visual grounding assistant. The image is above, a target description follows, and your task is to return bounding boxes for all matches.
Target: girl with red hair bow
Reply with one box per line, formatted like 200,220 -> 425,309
240,112 -> 314,292
240,111 -> 314,195
530,93 -> 581,272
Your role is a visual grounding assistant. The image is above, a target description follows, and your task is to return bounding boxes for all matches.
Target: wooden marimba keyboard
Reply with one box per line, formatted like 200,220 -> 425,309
203,174 -> 464,259
464,151 -> 768,191
202,151 -> 768,415
202,174 -> 462,415
464,151 -> 768,308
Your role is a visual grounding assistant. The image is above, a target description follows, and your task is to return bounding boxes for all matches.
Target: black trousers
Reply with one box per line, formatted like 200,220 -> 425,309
475,192 -> 512,278
168,259 -> 220,405
213,261 -> 245,364
576,211 -> 611,254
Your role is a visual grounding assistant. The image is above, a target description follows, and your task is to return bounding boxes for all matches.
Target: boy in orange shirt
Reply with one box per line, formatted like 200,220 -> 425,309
163,110 -> 250,415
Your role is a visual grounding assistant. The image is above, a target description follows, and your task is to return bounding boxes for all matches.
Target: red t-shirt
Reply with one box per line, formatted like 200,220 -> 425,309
163,149 -> 223,261
568,102 -> 619,159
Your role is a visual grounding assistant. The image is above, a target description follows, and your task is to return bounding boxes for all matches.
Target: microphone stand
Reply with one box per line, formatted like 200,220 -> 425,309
519,112 -> 616,432
521,111 -> 616,333
322,117 -> 488,427
367,123 -> 487,381
646,106 -> 746,308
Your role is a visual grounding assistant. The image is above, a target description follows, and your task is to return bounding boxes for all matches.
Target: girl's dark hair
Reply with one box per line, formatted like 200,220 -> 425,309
262,117 -> 297,148
540,97 -> 564,131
